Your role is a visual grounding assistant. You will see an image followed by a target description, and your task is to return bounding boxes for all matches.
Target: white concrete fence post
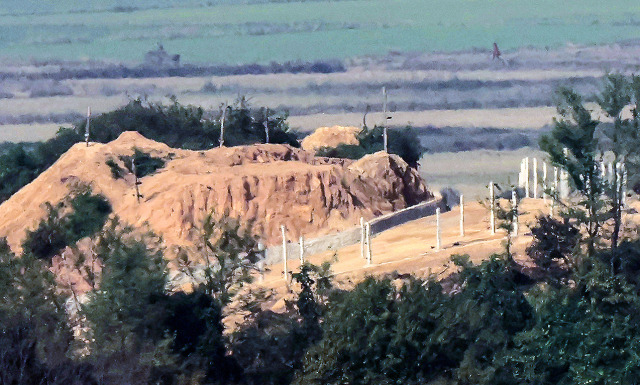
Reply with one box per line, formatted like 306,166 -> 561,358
360,217 -> 366,259
608,162 -> 614,184
299,235 -> 305,265
382,86 -> 388,153
559,148 -> 570,198
512,190 -> 518,236
85,106 -> 91,147
518,159 -> 525,189
525,157 -> 530,198
533,158 -> 538,199
459,194 -> 464,237
365,222 -> 372,266
489,181 -> 496,235
281,225 -> 288,281
436,207 -> 442,250
623,162 -> 628,206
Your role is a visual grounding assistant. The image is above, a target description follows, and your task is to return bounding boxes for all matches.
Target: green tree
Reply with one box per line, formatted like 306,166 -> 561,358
198,213 -> 261,307
0,239 -> 73,368
540,87 -> 603,259
83,219 -> 174,384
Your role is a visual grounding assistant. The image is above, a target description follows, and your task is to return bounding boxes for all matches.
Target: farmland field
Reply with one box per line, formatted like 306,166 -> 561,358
2,0 -> 640,64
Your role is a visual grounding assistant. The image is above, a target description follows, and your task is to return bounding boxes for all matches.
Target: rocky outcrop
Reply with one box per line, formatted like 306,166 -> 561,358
0,131 -> 432,253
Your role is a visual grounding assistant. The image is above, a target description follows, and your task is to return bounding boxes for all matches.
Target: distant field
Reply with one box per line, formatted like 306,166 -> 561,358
1,0 -> 640,63
420,148 -> 548,200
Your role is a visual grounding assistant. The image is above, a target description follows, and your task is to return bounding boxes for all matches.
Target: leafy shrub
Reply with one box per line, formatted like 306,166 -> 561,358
315,144 -> 366,159
105,158 -> 125,179
22,189 -> 111,260
22,203 -> 68,261
119,148 -> 165,178
74,98 -> 298,150
65,190 -> 112,241
526,215 -> 579,270
0,127 -> 82,203
296,255 -> 533,385
316,125 -> 425,168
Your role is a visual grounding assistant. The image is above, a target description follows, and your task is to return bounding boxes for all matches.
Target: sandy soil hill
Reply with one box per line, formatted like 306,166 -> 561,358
301,125 -> 360,152
0,131 -> 432,253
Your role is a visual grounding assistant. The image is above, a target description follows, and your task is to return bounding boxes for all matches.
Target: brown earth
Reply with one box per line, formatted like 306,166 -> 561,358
300,125 -> 360,152
0,131 -> 432,254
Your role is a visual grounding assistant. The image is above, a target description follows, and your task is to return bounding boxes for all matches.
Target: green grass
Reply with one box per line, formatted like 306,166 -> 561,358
2,0 -> 640,63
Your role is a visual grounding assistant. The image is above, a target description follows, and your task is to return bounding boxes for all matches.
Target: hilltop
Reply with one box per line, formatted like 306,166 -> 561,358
0,131 -> 432,254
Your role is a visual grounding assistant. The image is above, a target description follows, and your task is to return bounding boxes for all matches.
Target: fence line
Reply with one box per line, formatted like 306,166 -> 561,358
263,196 -> 445,265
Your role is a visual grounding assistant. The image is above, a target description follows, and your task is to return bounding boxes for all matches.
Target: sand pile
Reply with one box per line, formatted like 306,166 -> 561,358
301,125 -> 360,152
0,131 -> 432,253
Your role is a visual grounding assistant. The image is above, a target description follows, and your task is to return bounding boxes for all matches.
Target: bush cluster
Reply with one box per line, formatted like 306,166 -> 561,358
316,125 -> 425,168
22,189 -> 111,260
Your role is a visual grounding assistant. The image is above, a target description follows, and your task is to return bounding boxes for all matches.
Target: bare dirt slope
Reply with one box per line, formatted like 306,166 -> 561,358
0,131 -> 432,253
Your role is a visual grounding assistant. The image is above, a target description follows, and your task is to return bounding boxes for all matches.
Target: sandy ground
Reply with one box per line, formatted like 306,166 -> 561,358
252,198 -> 551,300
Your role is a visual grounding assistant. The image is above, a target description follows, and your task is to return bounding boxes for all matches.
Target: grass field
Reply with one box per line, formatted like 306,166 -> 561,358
419,148 -> 548,200
2,0 -> 640,63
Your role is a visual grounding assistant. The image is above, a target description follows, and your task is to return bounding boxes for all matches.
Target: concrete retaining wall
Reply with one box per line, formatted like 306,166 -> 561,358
264,197 -> 445,265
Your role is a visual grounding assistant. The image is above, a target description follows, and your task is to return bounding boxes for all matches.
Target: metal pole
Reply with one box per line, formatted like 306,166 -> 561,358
542,161 -> 548,203
512,190 -> 518,236
360,217 -> 366,259
299,235 -> 305,265
459,194 -> 464,237
623,162 -> 628,206
365,222 -> 372,265
85,106 -> 91,147
219,104 -> 227,148
490,181 -> 495,234
281,225 -> 288,281
132,158 -> 140,203
533,158 -> 538,199
264,107 -> 270,144
560,148 -> 569,198
525,157 -> 530,198
382,86 -> 388,153
436,207 -> 442,250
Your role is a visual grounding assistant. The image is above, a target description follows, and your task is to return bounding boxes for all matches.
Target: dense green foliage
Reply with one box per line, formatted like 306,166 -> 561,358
22,188 -> 111,260
118,148 -> 166,178
76,98 -> 298,150
7,76 -> 640,384
0,128 -> 82,202
316,125 -> 425,168
0,98 -> 297,204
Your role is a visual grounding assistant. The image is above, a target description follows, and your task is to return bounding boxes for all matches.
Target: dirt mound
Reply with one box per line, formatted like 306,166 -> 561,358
0,131 -> 432,253
301,125 -> 360,152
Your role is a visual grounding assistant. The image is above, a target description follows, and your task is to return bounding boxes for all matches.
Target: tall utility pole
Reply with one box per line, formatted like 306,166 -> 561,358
264,108 -> 270,144
219,104 -> 228,148
85,106 -> 91,147
382,86 -> 388,152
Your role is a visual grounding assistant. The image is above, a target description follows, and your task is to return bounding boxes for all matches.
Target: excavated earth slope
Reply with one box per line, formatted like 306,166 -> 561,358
0,131 -> 432,253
